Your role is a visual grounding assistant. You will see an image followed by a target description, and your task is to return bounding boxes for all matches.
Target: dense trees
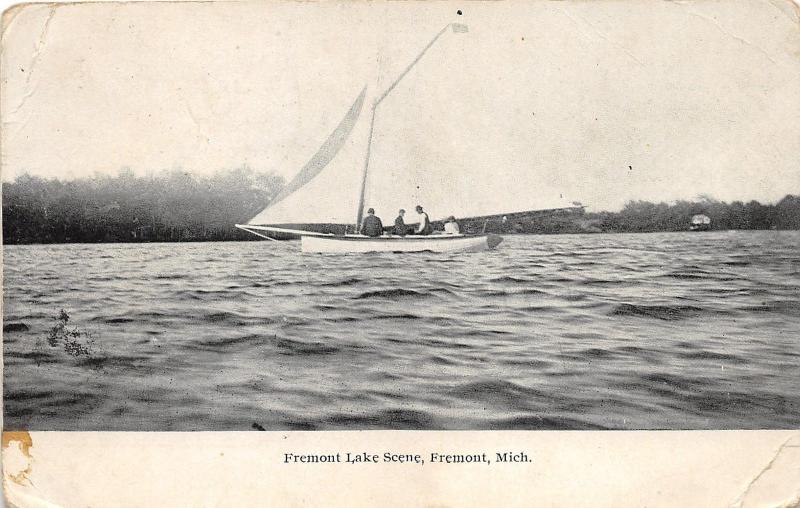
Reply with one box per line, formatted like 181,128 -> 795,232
2,170 -> 797,244
2,167 -> 284,243
459,195 -> 799,235
587,195 -> 800,233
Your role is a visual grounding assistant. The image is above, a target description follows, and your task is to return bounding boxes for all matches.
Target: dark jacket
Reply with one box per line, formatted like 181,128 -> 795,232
417,212 -> 433,235
361,214 -> 384,237
393,216 -> 408,236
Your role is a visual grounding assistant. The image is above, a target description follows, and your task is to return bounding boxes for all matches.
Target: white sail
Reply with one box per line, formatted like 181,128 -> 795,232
246,24 -> 581,230
362,152 -> 578,223
361,34 -> 579,222
246,87 -> 370,226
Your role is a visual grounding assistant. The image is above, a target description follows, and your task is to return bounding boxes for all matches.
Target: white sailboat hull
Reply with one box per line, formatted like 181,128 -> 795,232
301,234 -> 503,253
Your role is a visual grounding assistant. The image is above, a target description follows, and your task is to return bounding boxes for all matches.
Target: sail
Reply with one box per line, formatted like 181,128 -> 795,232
248,27 -> 582,230
247,87 -> 368,225
361,157 -> 579,223
359,34 -> 580,223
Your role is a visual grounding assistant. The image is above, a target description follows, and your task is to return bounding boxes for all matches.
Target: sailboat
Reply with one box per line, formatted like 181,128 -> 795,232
237,22 -> 578,253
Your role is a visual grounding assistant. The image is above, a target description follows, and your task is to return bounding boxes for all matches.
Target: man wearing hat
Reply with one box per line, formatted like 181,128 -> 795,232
360,208 -> 384,237
393,209 -> 409,236
409,205 -> 433,235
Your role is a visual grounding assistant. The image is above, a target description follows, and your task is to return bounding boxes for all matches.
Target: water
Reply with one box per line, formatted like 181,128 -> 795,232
3,231 -> 799,430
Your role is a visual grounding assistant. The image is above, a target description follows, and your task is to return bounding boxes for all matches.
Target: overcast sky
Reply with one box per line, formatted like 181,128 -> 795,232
2,0 -> 798,211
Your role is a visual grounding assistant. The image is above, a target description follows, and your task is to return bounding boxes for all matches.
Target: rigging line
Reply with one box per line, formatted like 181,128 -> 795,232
374,23 -> 451,107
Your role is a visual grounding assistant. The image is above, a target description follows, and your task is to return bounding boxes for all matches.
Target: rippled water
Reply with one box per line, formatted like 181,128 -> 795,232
3,231 -> 799,430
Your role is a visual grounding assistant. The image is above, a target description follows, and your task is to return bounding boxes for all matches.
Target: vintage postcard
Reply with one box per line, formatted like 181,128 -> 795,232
2,0 -> 799,506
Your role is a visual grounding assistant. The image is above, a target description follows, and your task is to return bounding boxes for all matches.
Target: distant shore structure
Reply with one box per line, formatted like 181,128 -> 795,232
690,214 -> 711,232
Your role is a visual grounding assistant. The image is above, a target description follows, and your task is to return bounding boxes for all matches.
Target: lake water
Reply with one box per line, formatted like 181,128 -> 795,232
3,231 -> 799,430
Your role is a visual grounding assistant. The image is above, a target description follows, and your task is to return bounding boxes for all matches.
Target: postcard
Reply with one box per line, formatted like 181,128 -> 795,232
2,0 -> 799,506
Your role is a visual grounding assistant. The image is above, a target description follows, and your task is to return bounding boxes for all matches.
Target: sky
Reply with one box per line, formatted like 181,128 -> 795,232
1,0 -> 798,213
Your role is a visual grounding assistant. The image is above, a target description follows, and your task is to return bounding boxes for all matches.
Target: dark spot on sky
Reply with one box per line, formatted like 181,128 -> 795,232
628,166 -> 633,171
457,10 -> 462,15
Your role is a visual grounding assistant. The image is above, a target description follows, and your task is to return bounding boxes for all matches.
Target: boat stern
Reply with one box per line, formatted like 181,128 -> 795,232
487,234 -> 504,249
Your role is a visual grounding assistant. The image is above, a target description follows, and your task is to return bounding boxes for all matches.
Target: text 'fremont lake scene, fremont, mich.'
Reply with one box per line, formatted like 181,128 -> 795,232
2,1 -> 799,431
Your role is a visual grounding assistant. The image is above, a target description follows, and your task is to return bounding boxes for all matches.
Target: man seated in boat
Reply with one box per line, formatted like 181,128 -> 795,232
443,216 -> 460,235
393,209 -> 409,236
360,208 -> 384,237
409,205 -> 433,235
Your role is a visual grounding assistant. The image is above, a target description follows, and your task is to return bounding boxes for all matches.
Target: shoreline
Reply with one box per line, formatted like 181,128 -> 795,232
3,228 -> 798,247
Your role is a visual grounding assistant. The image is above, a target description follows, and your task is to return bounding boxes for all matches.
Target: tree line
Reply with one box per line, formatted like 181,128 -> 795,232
585,195 -> 800,233
2,169 -> 798,244
459,195 -> 800,235
2,167 -> 284,243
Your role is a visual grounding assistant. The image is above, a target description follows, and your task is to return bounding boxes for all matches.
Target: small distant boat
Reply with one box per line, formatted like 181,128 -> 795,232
689,214 -> 711,231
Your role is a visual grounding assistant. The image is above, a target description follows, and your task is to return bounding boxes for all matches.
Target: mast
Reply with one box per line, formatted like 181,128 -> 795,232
355,106 -> 378,231
355,22 -> 468,229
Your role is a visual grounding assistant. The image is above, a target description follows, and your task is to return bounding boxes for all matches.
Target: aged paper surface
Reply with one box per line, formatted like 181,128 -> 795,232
2,0 -> 800,506
2,431 -> 800,506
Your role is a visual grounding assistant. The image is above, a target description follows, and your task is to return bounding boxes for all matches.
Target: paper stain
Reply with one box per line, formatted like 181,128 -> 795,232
2,431 -> 34,486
